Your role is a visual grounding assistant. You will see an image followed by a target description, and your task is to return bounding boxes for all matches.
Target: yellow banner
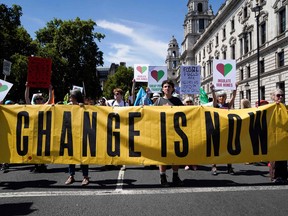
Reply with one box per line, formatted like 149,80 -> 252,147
0,104 -> 287,165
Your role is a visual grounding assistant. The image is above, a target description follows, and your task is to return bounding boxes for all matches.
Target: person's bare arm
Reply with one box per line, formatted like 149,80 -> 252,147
25,82 -> 31,104
210,83 -> 217,108
228,82 -> 238,109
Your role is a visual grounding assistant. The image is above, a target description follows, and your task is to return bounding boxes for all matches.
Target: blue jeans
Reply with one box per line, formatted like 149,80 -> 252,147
68,164 -> 88,176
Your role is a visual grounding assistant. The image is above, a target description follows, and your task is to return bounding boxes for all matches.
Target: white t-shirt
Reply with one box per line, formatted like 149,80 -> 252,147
107,99 -> 128,107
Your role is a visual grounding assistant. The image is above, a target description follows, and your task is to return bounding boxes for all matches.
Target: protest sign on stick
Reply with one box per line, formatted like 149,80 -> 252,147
27,56 -> 52,88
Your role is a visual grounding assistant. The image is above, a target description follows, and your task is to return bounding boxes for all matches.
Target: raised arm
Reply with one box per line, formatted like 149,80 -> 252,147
25,82 -> 31,104
228,82 -> 238,109
210,83 -> 217,108
45,85 -> 53,104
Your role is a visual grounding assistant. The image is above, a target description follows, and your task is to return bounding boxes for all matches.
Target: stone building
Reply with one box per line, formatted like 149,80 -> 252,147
179,0 -> 287,107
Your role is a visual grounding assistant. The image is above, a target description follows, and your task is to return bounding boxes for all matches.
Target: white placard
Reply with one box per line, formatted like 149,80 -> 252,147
0,79 -> 13,101
148,66 -> 167,93
180,65 -> 201,94
3,59 -> 12,76
134,64 -> 149,82
213,59 -> 236,90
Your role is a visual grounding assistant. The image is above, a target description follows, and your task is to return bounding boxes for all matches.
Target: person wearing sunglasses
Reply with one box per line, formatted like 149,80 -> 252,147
269,89 -> 287,184
24,82 -> 53,173
209,82 -> 238,175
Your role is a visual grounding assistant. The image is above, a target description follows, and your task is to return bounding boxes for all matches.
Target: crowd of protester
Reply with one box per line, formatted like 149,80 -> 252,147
0,79 -> 287,187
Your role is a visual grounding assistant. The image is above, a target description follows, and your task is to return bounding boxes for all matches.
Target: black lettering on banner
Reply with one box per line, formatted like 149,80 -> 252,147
205,111 -> 220,157
128,112 -> 141,157
227,114 -> 242,155
160,112 -> 167,157
248,111 -> 268,155
59,111 -> 73,156
174,112 -> 188,157
82,112 -> 97,157
16,111 -> 29,156
37,111 -> 52,156
107,113 -> 120,157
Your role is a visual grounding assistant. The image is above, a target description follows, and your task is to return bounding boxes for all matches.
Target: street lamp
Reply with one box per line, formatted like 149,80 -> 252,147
252,0 -> 263,107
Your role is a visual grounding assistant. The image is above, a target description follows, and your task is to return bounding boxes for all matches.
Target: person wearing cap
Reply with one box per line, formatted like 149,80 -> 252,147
65,89 -> 90,186
269,89 -> 287,183
154,80 -> 184,187
210,82 -> 238,175
152,93 -> 161,103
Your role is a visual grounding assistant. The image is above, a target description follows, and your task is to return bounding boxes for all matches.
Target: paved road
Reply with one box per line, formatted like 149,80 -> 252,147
1,163 -> 288,216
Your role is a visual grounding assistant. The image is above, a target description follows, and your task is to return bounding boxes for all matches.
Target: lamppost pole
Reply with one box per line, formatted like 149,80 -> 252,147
252,0 -> 262,107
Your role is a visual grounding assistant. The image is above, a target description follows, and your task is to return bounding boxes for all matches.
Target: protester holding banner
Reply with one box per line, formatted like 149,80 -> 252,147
106,88 -> 128,107
210,83 -> 238,175
269,89 -> 287,184
183,96 -> 197,171
25,82 -> 53,172
0,99 -> 15,173
154,80 -> 184,187
65,89 -> 90,186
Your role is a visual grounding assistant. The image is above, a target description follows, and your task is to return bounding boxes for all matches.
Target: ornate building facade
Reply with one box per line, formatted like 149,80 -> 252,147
179,0 -> 288,108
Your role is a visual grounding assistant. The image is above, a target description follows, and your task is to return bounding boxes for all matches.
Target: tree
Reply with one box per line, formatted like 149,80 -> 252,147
103,65 -> 134,100
35,18 -> 105,101
0,4 -> 37,101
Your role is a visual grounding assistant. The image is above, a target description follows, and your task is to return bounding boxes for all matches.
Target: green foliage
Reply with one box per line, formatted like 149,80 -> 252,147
35,17 -> 105,101
103,66 -> 134,99
0,4 -> 105,102
0,4 -> 38,102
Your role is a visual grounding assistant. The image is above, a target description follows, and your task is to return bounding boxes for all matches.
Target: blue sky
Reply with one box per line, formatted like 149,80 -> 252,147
2,0 -> 224,67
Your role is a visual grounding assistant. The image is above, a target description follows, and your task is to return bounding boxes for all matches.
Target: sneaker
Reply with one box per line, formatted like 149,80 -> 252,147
160,174 -> 169,187
228,167 -> 235,175
211,167 -> 218,175
65,176 -> 75,185
81,177 -> 90,186
184,166 -> 190,170
172,174 -> 184,187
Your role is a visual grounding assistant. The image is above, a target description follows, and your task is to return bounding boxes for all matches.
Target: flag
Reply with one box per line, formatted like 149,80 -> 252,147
199,87 -> 209,104
134,87 -> 152,106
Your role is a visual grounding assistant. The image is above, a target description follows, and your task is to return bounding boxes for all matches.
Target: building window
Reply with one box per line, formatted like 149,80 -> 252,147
246,89 -> 251,101
260,22 -> 266,45
223,51 -> 226,59
246,65 -> 251,78
216,34 -> 219,46
231,44 -> 235,59
173,61 -> 177,68
240,39 -> 243,56
244,33 -> 249,54
208,60 -> 212,75
244,6 -> 248,18
279,8 -> 286,34
203,48 -> 205,58
278,50 -> 285,67
231,18 -> 235,31
197,3 -> 203,12
222,26 -> 226,40
240,91 -> 244,100
260,86 -> 265,100
260,58 -> 265,73
172,51 -> 176,57
240,68 -> 244,81
199,19 -> 205,31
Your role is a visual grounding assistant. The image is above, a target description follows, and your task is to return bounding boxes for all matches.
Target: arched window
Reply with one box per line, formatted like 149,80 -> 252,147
197,3 -> 203,12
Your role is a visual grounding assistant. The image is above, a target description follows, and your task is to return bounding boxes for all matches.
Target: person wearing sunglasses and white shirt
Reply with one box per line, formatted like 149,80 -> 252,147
269,89 -> 287,184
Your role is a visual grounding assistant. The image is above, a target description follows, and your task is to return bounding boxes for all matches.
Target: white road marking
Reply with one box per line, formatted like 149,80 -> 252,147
115,166 -> 125,192
1,185 -> 288,198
